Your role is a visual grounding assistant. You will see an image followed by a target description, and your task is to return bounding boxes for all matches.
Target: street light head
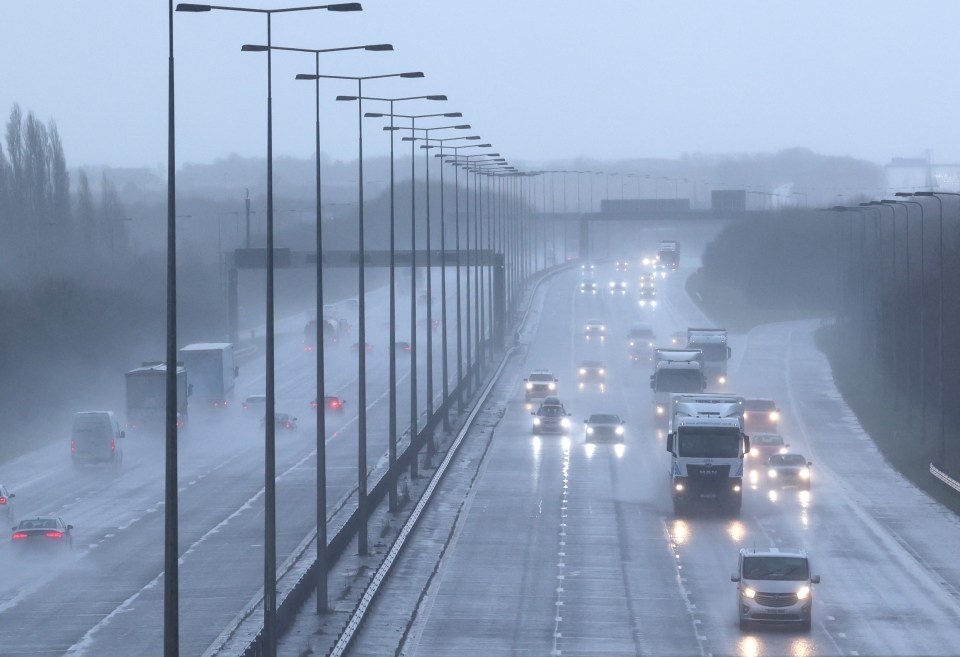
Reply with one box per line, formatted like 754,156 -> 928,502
365,112 -> 386,117
364,43 -> 393,51
336,95 -> 359,101
894,192 -> 913,197
241,44 -> 269,52
443,112 -> 463,117
427,95 -> 447,101
400,72 -> 425,78
478,143 -> 492,147
176,3 -> 211,11
914,191 -> 934,197
454,124 -> 470,129
296,74 -> 319,80
466,136 -> 481,140
327,3 -> 363,11
383,126 -> 402,131
401,137 -> 414,141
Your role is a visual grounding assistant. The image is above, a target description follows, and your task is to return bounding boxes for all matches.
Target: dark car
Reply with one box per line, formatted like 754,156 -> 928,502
767,453 -> 812,490
394,340 -> 412,353
531,397 -> 572,434
744,398 -> 781,434
584,413 -> 625,442
638,287 -> 657,308
579,279 -> 598,294
627,324 -> 656,363
0,484 -> 14,521
12,517 -> 73,552
615,260 -> 629,272
351,342 -> 374,353
312,396 -> 346,411
261,413 -> 298,430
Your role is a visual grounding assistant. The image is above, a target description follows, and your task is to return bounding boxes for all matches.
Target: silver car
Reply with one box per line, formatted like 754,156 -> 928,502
732,548 -> 820,631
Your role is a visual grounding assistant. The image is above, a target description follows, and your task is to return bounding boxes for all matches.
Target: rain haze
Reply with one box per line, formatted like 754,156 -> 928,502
2,2 -> 960,657
2,1 -> 960,166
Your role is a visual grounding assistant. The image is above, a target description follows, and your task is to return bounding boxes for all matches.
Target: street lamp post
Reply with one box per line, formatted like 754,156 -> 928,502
350,96 -> 448,511
242,40 -> 392,612
309,71 -> 423,557
176,4 -> 362,654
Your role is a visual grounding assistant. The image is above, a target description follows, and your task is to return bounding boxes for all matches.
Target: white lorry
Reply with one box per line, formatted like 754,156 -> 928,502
667,415 -> 750,515
687,328 -> 731,387
649,349 -> 706,419
178,343 -> 237,407
669,393 -> 745,431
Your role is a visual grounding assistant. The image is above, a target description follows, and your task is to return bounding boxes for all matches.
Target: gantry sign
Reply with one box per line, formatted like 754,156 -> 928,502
226,247 -> 506,345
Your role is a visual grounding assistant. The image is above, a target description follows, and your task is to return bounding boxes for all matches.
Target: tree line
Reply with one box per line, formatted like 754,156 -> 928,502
0,103 -> 127,283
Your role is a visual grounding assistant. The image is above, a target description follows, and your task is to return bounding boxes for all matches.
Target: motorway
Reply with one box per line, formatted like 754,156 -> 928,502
352,236 -> 960,656
0,269 -> 463,656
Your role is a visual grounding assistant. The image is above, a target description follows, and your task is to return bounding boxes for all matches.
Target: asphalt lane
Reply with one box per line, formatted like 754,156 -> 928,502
0,269 -> 463,656
394,241 -> 960,656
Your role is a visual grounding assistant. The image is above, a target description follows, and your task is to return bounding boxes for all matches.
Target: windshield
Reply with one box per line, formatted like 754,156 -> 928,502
589,414 -> 620,424
745,399 -> 776,411
677,427 -> 741,458
529,374 -> 553,382
770,454 -> 806,466
655,370 -> 703,392
752,434 -> 784,446
742,556 -> 809,581
539,406 -> 565,417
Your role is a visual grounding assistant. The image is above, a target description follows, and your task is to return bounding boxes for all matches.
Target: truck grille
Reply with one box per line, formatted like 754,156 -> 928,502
687,465 -> 731,479
755,592 -> 798,608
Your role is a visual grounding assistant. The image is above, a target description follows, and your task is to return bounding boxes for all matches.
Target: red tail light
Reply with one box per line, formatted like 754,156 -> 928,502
310,401 -> 318,409
285,421 -> 292,429
304,346 -> 313,351
0,497 -> 6,504
330,400 -> 340,409
46,532 -> 63,539
111,438 -> 116,451
12,532 -> 28,540
70,439 -> 76,452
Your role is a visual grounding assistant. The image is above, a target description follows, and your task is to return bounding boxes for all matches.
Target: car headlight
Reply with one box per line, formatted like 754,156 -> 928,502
615,425 -> 624,435
579,368 -> 586,375
750,447 -> 759,457
718,376 -> 726,384
742,587 -> 756,599
525,382 -> 533,390
648,341 -> 653,347
779,447 -> 788,454
609,281 -> 615,288
743,412 -> 749,420
599,369 -> 605,375
600,325 -> 606,331
675,483 -> 684,491
561,418 -> 570,428
796,586 -> 810,600
800,468 -> 810,479
768,469 -> 778,478
533,417 -> 541,426
639,300 -> 646,306
586,426 -> 594,434
770,411 -> 780,422
548,382 -> 556,390
656,406 -> 664,415
650,300 -> 657,307
629,341 -> 635,347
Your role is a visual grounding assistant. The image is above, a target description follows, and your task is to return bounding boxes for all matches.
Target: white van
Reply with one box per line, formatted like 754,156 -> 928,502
71,411 -> 124,466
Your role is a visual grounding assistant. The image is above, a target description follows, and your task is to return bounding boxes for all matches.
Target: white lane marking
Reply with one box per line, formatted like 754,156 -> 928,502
62,368 -> 411,656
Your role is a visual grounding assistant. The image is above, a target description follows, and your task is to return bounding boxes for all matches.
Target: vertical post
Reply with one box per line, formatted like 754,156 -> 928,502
263,13 -> 277,657
454,154 -> 464,413
439,143 -> 450,432
424,137 -> 435,455
409,117 -> 419,480
388,102 -> 398,511
245,187 -> 251,248
164,1 -> 180,655
312,54 -> 328,614
356,79 -> 369,555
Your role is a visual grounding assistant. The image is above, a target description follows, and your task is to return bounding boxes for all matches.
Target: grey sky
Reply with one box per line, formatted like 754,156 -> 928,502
3,0 -> 959,169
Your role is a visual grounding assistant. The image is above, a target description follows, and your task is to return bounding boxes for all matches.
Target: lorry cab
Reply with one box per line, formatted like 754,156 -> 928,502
667,416 -> 749,514
71,411 -> 124,466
